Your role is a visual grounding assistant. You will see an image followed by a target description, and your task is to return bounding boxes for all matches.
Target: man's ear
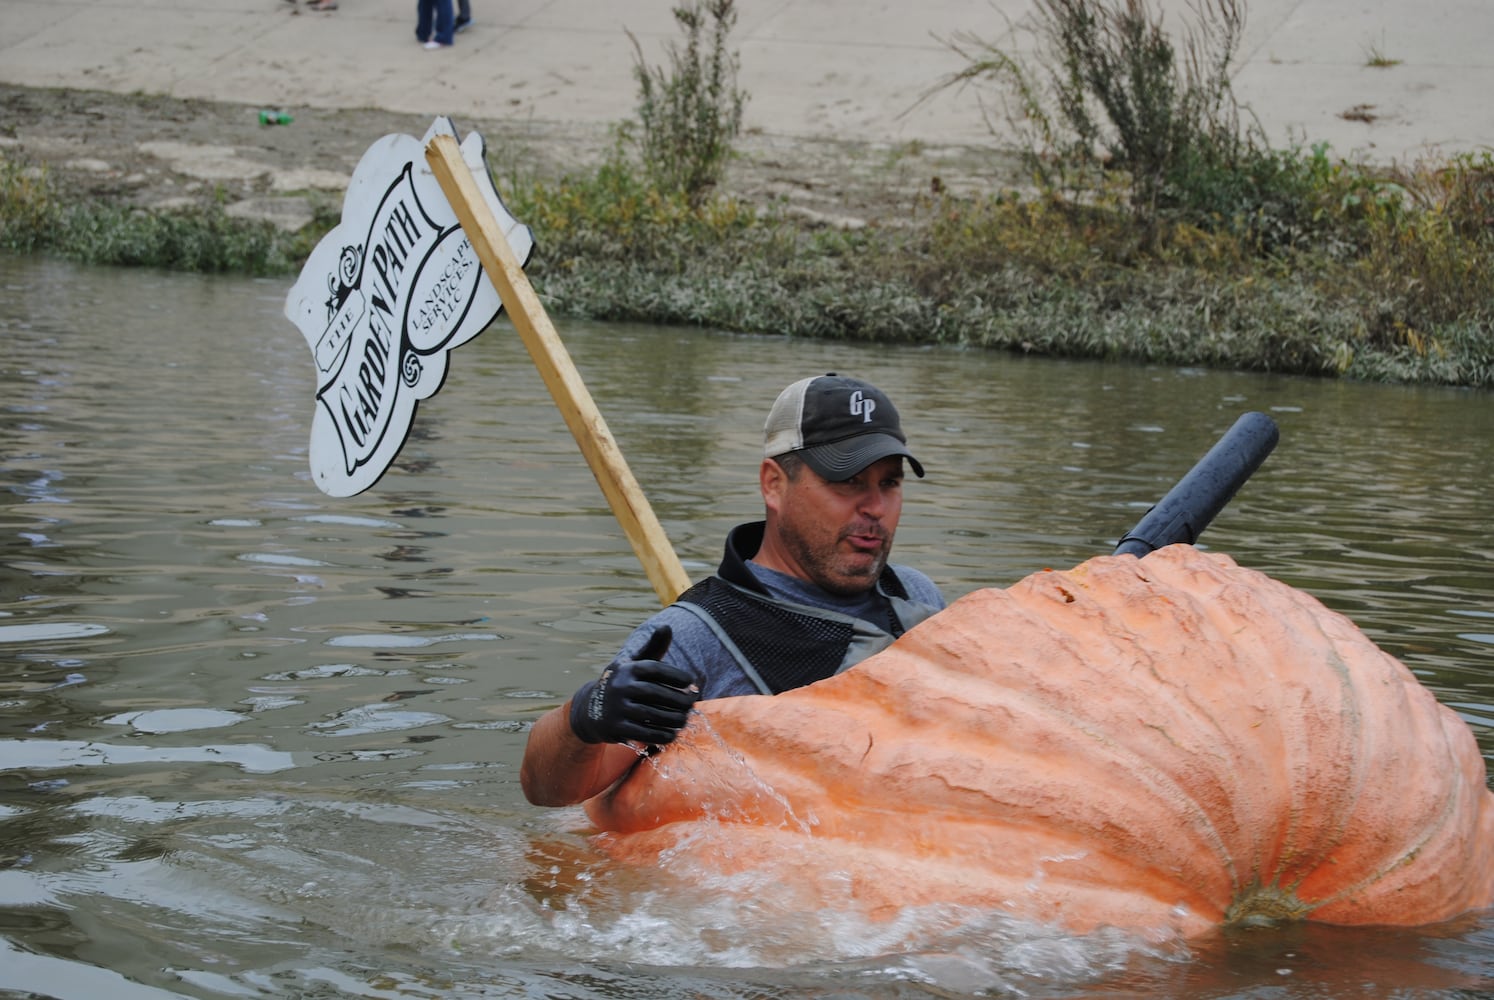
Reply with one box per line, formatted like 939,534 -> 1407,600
760,457 -> 788,515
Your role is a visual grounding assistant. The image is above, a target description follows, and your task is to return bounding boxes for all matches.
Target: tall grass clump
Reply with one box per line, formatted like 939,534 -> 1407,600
1353,152 -> 1494,344
499,0 -> 758,311
0,155 -> 55,252
504,149 -> 761,279
627,0 -> 747,207
937,0 -> 1300,243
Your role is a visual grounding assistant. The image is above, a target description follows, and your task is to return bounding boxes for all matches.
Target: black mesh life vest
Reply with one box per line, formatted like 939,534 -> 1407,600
674,522 -> 915,694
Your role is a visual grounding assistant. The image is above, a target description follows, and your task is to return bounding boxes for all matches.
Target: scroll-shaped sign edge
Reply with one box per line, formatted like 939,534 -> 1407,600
283,117 -> 535,498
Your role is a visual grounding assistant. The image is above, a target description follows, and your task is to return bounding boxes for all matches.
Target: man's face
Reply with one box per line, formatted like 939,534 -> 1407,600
766,455 -> 906,596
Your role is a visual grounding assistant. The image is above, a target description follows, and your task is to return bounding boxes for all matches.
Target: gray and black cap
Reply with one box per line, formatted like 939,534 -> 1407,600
762,373 -> 924,481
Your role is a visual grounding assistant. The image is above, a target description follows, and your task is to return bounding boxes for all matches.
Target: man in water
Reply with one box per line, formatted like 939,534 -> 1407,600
520,374 -> 945,806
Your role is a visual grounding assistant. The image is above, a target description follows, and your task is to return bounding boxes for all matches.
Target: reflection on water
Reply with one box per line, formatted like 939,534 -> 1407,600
1,252 -> 1492,998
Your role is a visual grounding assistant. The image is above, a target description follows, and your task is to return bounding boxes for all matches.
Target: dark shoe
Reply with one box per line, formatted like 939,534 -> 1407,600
454,17 -> 471,32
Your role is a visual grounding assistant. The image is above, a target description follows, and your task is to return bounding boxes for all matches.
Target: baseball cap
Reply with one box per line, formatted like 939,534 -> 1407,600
762,374 -> 924,480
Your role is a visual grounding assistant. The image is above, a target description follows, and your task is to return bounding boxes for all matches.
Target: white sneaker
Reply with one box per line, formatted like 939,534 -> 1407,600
423,39 -> 448,49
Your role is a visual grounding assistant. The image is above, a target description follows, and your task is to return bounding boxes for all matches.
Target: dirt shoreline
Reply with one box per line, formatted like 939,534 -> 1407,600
1,83 -> 1018,238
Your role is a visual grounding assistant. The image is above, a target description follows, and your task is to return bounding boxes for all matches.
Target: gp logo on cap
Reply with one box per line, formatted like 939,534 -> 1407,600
850,389 -> 876,424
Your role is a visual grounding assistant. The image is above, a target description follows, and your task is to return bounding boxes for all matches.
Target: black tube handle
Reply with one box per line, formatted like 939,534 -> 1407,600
1113,411 -> 1279,558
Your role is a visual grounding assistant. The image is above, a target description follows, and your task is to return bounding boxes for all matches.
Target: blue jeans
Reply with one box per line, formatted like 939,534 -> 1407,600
416,0 -> 454,44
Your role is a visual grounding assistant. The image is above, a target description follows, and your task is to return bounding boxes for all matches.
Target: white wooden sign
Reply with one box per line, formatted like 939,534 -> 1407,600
284,117 -> 533,497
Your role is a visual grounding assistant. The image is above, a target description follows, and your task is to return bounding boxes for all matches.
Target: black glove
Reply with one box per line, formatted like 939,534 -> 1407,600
567,625 -> 701,746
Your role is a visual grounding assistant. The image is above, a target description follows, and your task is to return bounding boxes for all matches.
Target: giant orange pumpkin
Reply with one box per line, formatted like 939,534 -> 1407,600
586,546 -> 1494,939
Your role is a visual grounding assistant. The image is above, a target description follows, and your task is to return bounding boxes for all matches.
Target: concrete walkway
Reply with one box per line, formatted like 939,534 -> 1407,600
3,0 -> 1492,164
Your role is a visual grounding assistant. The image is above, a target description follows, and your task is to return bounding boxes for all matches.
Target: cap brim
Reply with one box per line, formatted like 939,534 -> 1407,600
798,434 -> 925,481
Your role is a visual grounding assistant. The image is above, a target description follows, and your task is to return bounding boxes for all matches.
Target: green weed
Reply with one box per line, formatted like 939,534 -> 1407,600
627,0 -> 747,207
0,152 -> 316,274
0,154 -> 56,252
1363,36 -> 1401,68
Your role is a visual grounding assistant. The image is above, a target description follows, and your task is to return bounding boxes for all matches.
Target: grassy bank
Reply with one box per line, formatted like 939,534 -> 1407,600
3,0 -> 1492,389
3,134 -> 1492,388
503,138 -> 1494,387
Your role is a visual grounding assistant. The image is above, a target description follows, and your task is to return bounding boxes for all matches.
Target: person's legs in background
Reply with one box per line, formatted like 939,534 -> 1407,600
426,0 -> 455,47
415,0 -> 434,42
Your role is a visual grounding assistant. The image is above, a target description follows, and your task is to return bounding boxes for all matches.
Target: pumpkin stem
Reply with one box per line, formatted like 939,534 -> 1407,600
1225,884 -> 1314,927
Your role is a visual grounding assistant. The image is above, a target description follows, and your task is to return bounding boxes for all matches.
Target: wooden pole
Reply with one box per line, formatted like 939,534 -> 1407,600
424,133 -> 691,607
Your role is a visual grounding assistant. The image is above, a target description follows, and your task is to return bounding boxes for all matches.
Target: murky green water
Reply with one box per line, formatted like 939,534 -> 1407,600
2,252 -> 1491,997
